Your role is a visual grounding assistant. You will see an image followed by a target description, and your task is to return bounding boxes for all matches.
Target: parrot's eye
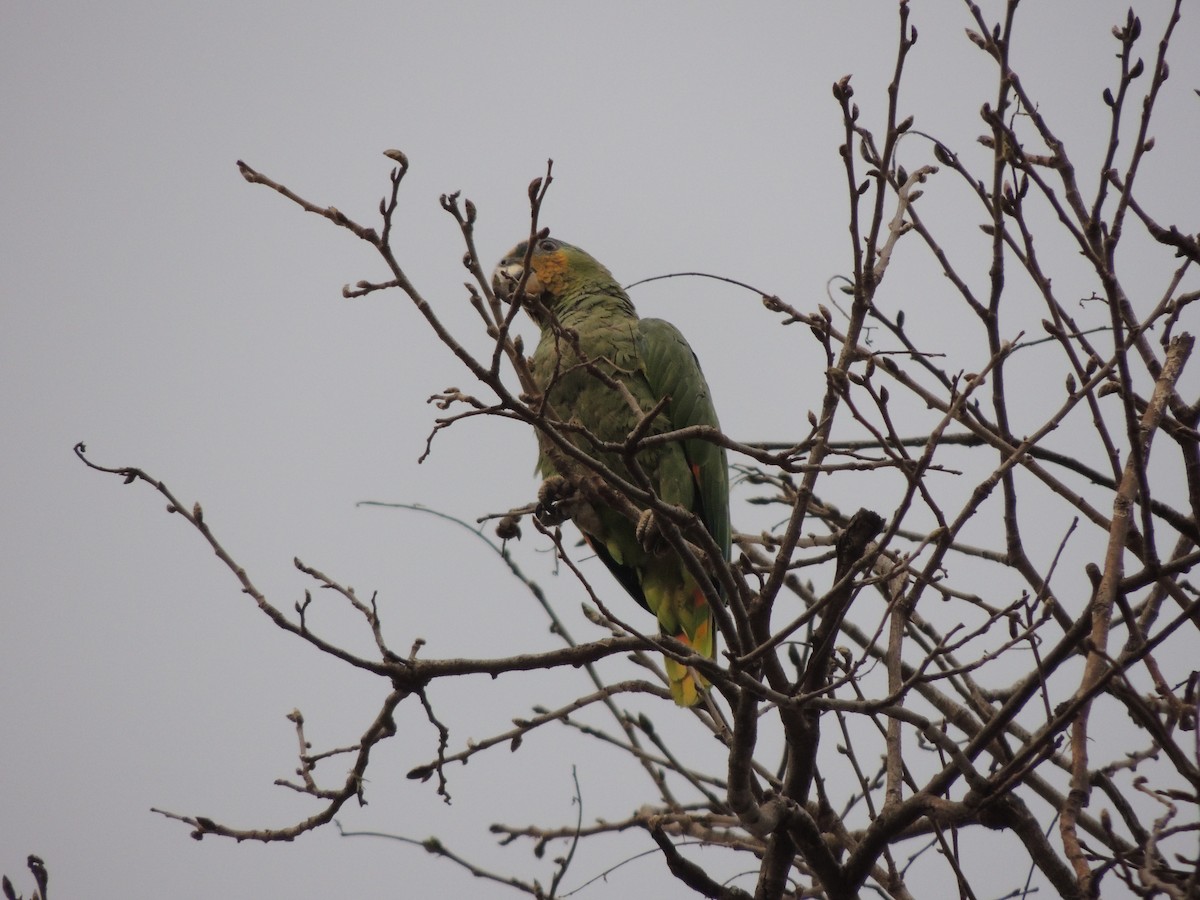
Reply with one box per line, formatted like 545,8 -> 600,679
538,239 -> 559,252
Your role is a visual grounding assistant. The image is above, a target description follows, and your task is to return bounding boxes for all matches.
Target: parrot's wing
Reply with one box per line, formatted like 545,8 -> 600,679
637,318 -> 731,561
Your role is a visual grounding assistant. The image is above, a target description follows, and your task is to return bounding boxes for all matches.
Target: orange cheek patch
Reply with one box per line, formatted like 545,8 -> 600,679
532,251 -> 570,294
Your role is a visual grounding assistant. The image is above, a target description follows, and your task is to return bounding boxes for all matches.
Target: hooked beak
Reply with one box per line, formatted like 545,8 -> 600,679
492,260 -> 541,303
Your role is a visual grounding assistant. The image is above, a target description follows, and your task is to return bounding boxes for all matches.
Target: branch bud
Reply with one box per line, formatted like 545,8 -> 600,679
496,515 -> 522,541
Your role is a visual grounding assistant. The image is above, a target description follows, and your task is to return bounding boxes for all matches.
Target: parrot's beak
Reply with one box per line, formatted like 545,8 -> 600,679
491,261 -> 520,300
492,261 -> 541,303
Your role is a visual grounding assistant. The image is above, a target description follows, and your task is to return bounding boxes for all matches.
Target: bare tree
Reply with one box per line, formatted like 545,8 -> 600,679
78,2 -> 1199,897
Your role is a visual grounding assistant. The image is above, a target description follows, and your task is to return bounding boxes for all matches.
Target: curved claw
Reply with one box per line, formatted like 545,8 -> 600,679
535,475 -> 574,526
635,508 -> 668,555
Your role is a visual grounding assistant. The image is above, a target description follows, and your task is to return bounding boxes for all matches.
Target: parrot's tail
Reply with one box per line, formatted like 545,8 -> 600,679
665,609 -> 714,707
666,656 -> 709,706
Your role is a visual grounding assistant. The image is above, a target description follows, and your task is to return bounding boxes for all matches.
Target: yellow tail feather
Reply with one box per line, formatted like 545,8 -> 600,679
666,657 -> 708,706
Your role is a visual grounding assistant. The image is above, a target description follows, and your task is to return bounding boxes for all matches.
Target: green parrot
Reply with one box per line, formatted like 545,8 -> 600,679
493,236 -> 730,706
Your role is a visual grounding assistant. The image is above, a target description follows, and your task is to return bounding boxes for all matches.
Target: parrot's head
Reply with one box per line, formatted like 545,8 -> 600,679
492,236 -> 622,323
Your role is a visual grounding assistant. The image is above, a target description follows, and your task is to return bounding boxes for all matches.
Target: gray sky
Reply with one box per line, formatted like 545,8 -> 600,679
3,2 -> 1197,897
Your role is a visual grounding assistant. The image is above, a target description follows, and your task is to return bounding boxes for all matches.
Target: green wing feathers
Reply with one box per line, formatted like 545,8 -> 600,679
637,318 -> 731,558
636,318 -> 729,705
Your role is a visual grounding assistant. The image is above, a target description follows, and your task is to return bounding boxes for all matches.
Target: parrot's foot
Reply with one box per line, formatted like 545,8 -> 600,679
635,508 -> 668,555
535,475 -> 574,526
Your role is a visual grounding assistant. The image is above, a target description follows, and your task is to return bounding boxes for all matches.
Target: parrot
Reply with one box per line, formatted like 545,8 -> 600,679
493,236 -> 730,706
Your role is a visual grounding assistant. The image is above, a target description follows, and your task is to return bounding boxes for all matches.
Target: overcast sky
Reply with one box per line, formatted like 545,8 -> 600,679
3,2 -> 1198,898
